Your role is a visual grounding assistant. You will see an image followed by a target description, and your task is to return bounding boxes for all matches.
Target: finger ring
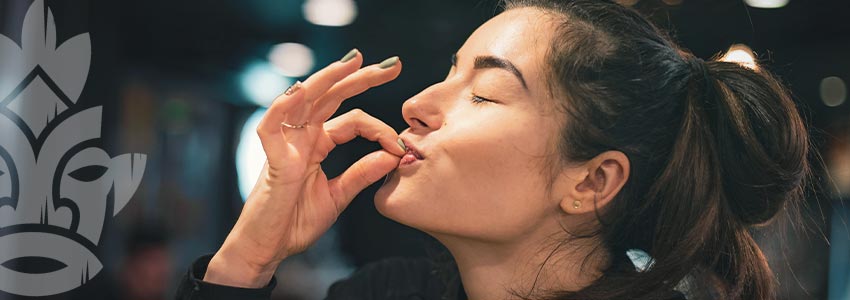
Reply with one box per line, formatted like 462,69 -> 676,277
284,80 -> 303,96
281,121 -> 310,129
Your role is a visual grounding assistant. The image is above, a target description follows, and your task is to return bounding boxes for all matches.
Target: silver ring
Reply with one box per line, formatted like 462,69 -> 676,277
284,80 -> 303,96
281,121 -> 309,129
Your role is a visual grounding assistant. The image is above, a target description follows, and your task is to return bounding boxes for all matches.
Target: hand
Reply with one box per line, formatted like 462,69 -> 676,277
204,50 -> 405,288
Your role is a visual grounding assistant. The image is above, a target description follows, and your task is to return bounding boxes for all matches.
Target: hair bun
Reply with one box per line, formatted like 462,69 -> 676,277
704,60 -> 809,225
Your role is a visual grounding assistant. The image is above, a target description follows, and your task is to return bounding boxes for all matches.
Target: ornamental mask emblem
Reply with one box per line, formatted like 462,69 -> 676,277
0,0 -> 147,296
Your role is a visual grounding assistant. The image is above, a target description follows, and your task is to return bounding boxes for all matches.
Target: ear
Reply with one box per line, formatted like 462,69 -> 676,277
559,151 -> 630,215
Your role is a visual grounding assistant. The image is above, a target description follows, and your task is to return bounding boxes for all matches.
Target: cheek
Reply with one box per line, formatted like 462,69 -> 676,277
377,117 -> 557,242
441,128 -> 553,233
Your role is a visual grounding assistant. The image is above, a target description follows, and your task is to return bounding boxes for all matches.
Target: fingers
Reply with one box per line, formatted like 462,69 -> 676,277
254,84 -> 304,161
311,57 -> 402,122
301,49 -> 365,104
254,50 -> 402,165
324,109 -> 406,157
327,149 -> 400,210
323,99 -> 405,206
258,49 -> 362,131
255,50 -> 364,161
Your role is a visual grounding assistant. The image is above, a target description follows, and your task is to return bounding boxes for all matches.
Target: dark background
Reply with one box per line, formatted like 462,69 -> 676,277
1,0 -> 849,299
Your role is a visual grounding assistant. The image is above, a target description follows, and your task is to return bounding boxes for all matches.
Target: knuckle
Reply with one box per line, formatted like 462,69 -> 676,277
356,164 -> 372,183
368,74 -> 386,87
298,85 -> 310,98
350,108 -> 366,118
282,86 -> 307,103
357,69 -> 379,86
360,67 -> 379,78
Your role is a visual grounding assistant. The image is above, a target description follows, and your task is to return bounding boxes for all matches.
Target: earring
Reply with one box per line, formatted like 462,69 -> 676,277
572,200 -> 582,209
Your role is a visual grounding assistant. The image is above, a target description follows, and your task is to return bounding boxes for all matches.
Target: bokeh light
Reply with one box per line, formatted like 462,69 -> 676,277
744,0 -> 789,9
239,62 -> 293,107
720,44 -> 758,71
820,76 -> 847,107
236,108 -> 268,201
303,0 -> 358,27
269,43 -> 315,78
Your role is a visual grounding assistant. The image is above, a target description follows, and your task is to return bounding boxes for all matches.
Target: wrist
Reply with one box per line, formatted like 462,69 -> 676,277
203,245 -> 281,288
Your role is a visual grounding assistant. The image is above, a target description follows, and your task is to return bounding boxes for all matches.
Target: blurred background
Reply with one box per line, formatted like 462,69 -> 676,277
0,0 -> 849,299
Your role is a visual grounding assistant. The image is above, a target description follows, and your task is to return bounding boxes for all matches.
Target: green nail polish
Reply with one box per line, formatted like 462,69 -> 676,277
340,49 -> 358,62
397,138 -> 407,152
379,56 -> 399,69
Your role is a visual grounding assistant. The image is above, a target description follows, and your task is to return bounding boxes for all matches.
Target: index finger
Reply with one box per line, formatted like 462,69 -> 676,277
311,56 -> 403,122
301,49 -> 365,102
324,109 -> 406,157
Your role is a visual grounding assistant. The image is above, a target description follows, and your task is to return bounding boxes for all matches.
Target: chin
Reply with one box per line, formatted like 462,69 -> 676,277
373,184 -> 393,214
374,181 -> 405,220
374,180 -> 426,229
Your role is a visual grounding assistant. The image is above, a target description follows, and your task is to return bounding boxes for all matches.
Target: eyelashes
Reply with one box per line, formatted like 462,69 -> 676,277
470,94 -> 493,104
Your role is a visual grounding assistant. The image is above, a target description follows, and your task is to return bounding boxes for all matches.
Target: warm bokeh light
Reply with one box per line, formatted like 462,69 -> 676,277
744,0 -> 789,9
720,44 -> 758,71
303,0 -> 358,27
269,43 -> 315,78
820,76 -> 847,107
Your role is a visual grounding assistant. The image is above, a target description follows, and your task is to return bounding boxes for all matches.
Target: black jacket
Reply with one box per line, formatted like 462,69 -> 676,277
175,254 -> 687,300
175,254 -> 466,300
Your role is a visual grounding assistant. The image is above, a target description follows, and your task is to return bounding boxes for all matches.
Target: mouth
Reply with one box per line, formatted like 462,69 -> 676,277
398,138 -> 424,167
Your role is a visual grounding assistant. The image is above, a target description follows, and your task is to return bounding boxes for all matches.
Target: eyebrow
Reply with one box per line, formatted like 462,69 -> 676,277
452,53 -> 529,90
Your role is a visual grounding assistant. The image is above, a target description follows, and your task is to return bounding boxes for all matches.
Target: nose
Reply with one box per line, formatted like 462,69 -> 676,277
401,82 -> 450,133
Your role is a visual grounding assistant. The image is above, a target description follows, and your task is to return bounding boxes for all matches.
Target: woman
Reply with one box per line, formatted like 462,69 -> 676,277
176,0 -> 810,299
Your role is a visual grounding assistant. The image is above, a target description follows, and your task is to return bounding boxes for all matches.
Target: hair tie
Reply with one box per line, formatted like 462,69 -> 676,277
686,56 -> 715,105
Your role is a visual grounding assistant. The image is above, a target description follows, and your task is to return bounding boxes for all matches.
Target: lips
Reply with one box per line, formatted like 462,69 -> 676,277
399,138 -> 424,160
398,138 -> 424,167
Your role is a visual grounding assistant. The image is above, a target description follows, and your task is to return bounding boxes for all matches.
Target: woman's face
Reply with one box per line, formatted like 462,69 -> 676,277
375,8 -> 569,243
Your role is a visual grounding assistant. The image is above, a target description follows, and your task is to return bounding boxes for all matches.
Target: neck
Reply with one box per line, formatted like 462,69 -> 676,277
433,224 -> 609,300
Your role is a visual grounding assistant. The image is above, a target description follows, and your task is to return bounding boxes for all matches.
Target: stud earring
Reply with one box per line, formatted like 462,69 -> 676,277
572,200 -> 582,209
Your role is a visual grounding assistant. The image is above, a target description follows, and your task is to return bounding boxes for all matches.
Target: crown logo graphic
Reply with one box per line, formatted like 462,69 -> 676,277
0,0 -> 147,296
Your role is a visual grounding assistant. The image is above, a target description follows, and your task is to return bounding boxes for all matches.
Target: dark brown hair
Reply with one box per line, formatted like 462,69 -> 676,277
502,0 -> 812,299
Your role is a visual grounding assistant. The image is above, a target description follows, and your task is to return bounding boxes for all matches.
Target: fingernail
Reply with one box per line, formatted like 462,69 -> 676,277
340,48 -> 358,63
379,56 -> 399,69
397,138 -> 407,152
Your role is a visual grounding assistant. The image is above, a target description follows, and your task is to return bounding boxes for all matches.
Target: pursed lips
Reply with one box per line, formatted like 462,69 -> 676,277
398,138 -> 425,167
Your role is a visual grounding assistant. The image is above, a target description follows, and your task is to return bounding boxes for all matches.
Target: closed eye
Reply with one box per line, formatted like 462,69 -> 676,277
0,170 -> 4,176
470,94 -> 493,104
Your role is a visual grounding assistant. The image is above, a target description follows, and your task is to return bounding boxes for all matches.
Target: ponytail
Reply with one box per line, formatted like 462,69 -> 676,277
693,57 -> 808,299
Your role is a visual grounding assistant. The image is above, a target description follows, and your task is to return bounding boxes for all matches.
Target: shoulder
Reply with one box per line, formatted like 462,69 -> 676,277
325,256 -> 452,300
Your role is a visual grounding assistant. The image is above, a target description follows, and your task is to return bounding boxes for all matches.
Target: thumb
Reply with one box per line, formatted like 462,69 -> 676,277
328,149 -> 401,210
